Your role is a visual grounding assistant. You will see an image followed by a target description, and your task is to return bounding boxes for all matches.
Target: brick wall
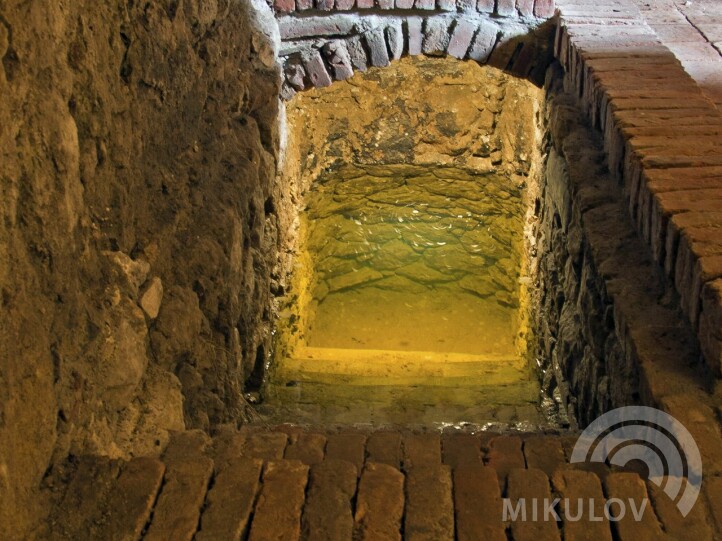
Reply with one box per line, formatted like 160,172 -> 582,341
272,1 -> 557,98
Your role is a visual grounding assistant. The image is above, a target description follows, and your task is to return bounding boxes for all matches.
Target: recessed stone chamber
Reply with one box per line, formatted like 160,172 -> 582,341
259,56 -> 550,427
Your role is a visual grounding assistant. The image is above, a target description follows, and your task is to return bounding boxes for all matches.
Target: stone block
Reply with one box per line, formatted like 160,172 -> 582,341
297,0 -> 313,10
379,0 -> 394,8
700,279 -> 722,375
354,463 -> 405,540
507,469 -> 561,541
496,0 -> 515,16
442,433 -> 482,467
316,0 -> 334,10
303,460 -> 358,540
396,0 -> 415,7
423,17 -> 452,56
447,19 -> 477,59
335,0 -> 355,8
248,460 -> 309,541
274,0 -> 296,13
486,435 -> 525,485
453,464 -> 506,541
477,0 -> 494,13
139,276 -> 163,320
357,0 -> 374,6
457,0 -> 476,11
326,432 -> 367,472
365,28 -> 390,67
468,21 -> 497,62
406,17 -> 424,56
516,0 -> 533,17
323,40 -> 354,80
438,0 -> 456,11
346,35 -> 369,71
405,465 -> 454,541
415,0 -> 435,10
403,432 -> 441,470
302,49 -> 333,88
367,431 -> 402,468
386,21 -> 404,61
552,470 -> 613,541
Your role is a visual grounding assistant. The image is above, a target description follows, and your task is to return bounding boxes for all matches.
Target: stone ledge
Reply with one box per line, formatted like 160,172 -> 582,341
555,2 -> 722,380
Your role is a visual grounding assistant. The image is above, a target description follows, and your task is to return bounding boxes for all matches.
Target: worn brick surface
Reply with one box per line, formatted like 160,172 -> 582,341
326,431 -> 367,472
447,19 -> 477,59
604,473 -> 670,540
507,468 -> 561,541
367,431 -> 402,468
552,469 -> 613,541
486,435 -> 525,485
144,455 -> 213,541
354,462 -> 405,540
442,433 -> 482,467
285,432 -> 327,465
406,17 -> 424,56
468,21 -> 497,62
404,464 -> 454,541
648,476 -> 714,540
93,457 -> 165,541
242,428 -> 288,460
403,432 -> 441,470
524,435 -> 567,477
249,460 -> 309,541
302,459 -> 357,541
302,50 -> 333,88
365,28 -> 390,67
497,0 -> 515,16
196,458 -> 263,541
454,464 -> 506,541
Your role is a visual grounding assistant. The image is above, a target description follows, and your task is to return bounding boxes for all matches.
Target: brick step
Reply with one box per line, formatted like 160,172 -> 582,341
278,346 -> 524,382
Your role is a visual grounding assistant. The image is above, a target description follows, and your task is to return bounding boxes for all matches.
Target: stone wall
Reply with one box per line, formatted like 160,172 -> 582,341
534,66 -> 711,429
273,0 -> 556,98
0,0 -> 282,536
275,56 -> 544,362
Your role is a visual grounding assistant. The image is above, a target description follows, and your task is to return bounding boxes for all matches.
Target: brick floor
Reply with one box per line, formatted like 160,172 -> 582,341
46,425 -> 722,540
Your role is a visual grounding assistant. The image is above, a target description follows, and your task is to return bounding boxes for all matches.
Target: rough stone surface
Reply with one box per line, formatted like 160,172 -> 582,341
0,1 -> 281,535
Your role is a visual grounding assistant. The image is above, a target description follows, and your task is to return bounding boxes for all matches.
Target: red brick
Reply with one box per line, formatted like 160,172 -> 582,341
447,19 -> 477,59
405,465 -> 454,541
316,0 -> 334,9
274,0 -> 296,11
326,432 -> 367,472
354,463 -> 405,540
403,432 -> 441,470
367,431 -> 402,468
507,468 -> 561,541
357,0 -> 374,6
699,279 -> 722,374
94,458 -> 166,541
660,394 -> 722,475
476,0 -> 494,12
302,459 -> 357,540
454,464 -> 506,541
534,0 -> 555,17
196,458 -> 263,541
249,460 -> 309,541
604,473 -> 670,540
241,428 -> 288,460
524,436 -> 567,477
335,0 -> 355,8
552,470 -> 613,541
442,433 -> 482,467
497,0 -> 515,16
486,435 -> 525,485
396,0 -> 414,7
285,432 -> 327,465
649,476 -> 714,540
302,50 -> 333,88
517,0 -> 533,16
145,455 -> 213,541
